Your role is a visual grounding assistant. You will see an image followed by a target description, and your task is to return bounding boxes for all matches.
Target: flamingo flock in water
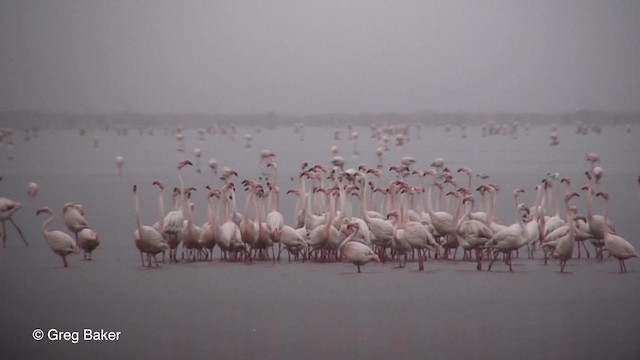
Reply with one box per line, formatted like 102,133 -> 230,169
0,123 -> 638,273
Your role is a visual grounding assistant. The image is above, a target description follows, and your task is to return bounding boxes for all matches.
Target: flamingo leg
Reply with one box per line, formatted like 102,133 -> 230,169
582,241 -> 590,259
8,219 -> 28,246
2,221 -> 6,248
62,255 -> 68,268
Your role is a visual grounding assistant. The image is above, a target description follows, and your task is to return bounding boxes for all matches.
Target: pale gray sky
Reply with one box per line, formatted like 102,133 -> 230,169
1,0 -> 639,114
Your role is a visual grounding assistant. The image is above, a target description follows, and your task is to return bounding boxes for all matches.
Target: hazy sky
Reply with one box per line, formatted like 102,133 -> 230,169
1,1 -> 639,114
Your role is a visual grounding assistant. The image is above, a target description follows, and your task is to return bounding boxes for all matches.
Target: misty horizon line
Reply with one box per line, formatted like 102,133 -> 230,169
2,108 -> 639,117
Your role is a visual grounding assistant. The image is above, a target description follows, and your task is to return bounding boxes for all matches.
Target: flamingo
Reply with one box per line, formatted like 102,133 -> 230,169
200,187 -> 221,260
220,183 -> 247,261
361,181 -> 394,263
338,222 -> 379,273
308,189 -> 339,261
547,193 -> 580,273
27,182 -> 38,201
62,203 -> 89,244
266,162 -> 285,260
182,188 -> 202,261
77,227 -> 99,260
486,188 -> 528,272
279,225 -> 308,262
36,207 -> 80,267
162,160 -> 192,261
115,156 -> 124,176
132,185 -> 169,267
582,185 -> 616,259
596,192 -> 638,273
208,158 -> 218,175
0,197 -> 28,247
456,196 -> 492,270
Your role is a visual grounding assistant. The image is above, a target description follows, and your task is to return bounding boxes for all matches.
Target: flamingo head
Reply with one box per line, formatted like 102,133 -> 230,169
457,167 -> 472,175
564,192 -> 580,202
513,188 -> 525,197
152,180 -> 165,190
208,189 -> 221,199
36,206 -> 52,216
560,177 -> 571,185
177,160 -> 193,170
462,195 -> 474,204
595,191 -> 609,201
423,169 -> 437,177
286,189 -> 301,196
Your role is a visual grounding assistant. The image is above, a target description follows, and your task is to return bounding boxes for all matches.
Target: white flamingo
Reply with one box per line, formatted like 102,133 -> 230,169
115,156 -> 124,176
132,185 -> 169,267
62,203 -> 90,244
162,160 -> 192,262
0,197 -> 28,247
596,192 -> 638,273
547,193 -> 580,273
36,207 -> 80,268
77,227 -> 99,260
27,182 -> 38,201
486,188 -> 528,272
338,222 -> 379,273
200,187 -> 221,260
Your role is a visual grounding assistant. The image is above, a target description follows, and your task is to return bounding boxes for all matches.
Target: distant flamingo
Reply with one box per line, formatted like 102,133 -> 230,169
36,207 -> 80,267
27,182 -> 38,201
115,156 -> 124,176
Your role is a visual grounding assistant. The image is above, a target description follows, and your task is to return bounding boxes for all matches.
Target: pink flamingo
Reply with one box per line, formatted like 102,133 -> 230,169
0,197 -> 28,247
36,207 -> 80,267
596,192 -> 638,273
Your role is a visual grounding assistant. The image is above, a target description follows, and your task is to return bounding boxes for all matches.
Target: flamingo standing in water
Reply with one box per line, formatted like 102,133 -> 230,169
0,197 -> 28,247
486,189 -> 528,272
27,182 -> 38,201
266,162 -> 284,260
596,192 -> 638,273
77,227 -> 99,260
339,222 -> 379,273
115,156 -> 124,176
62,203 -> 90,244
36,207 -> 80,267
200,187 -> 221,261
133,185 -> 169,267
548,193 -> 580,273
162,160 -> 192,262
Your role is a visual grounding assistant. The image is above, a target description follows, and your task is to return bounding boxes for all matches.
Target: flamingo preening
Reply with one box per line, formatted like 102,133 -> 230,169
338,222 -> 379,273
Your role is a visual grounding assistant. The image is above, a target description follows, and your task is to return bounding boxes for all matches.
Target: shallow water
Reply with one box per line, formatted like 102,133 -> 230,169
1,123 -> 639,359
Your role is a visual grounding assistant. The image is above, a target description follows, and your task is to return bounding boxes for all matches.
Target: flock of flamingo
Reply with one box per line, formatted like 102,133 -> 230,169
0,124 -> 638,274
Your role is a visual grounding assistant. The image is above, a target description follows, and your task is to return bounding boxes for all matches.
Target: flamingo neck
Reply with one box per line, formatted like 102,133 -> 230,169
41,213 -> 53,236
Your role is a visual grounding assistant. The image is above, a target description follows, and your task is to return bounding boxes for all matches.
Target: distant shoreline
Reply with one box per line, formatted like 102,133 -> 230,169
1,109 -> 638,129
